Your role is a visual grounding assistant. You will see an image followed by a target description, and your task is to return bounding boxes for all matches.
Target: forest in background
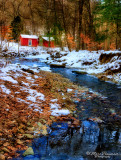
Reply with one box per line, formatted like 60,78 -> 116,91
0,0 -> 121,51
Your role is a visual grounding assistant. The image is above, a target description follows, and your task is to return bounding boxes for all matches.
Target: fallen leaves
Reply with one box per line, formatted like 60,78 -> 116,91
0,62 -> 104,159
0,154 -> 5,160
16,139 -> 24,145
0,68 -> 82,159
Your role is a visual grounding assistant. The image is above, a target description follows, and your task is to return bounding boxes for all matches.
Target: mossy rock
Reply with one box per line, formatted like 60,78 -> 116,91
23,147 -> 34,156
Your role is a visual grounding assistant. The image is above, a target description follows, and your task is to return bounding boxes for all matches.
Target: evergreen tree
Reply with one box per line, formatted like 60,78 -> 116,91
96,0 -> 121,49
11,16 -> 23,41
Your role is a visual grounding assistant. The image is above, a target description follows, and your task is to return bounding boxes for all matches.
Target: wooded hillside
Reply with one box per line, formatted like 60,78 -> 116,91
0,0 -> 121,51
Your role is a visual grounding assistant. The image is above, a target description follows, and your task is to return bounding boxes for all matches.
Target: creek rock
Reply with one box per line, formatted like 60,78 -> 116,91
51,122 -> 68,130
72,70 -> 87,74
32,136 -> 48,157
50,63 -> 66,68
89,117 -> 104,123
32,136 -> 47,148
1,50 -> 40,57
50,52 -> 61,58
48,122 -> 69,145
81,120 -> 100,135
79,120 -> 100,145
21,68 -> 35,74
23,155 -> 40,160
32,52 -> 39,55
82,61 -> 94,65
50,51 -> 68,59
23,147 -> 34,156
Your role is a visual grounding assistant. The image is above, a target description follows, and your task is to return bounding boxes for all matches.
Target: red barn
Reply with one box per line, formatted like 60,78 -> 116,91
42,37 -> 55,48
20,34 -> 39,47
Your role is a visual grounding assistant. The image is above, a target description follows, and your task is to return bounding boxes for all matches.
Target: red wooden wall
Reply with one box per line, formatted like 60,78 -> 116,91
20,36 -> 38,47
43,40 -> 54,48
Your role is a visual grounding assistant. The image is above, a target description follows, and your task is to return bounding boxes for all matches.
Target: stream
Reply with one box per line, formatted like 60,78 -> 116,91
10,57 -> 121,160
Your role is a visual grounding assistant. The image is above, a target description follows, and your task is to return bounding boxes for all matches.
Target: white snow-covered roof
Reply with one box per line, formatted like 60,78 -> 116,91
20,34 -> 38,39
42,37 -> 54,41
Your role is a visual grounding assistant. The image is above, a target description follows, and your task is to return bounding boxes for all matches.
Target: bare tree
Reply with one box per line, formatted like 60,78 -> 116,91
76,0 -> 84,51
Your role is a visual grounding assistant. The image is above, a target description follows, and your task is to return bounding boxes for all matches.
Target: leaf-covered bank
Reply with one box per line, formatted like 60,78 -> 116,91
0,60 -> 90,159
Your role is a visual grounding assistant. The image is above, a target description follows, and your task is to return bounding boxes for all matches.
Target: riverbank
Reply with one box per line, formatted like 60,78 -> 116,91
0,60 -> 74,159
0,57 -> 121,159
0,59 -> 107,159
0,42 -> 121,85
44,50 -> 121,85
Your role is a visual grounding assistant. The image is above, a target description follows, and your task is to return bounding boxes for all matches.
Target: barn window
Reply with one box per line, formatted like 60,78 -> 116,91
28,39 -> 32,46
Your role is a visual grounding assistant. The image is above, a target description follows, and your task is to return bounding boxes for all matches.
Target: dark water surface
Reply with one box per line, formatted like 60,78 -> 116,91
11,58 -> 121,160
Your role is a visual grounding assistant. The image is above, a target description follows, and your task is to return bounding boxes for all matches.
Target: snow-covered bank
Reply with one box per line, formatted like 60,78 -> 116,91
0,41 -> 49,57
44,50 -> 121,85
0,41 -> 121,84
26,49 -> 121,84
0,59 -> 71,116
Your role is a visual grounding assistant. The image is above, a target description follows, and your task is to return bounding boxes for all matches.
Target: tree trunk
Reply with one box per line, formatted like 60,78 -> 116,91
85,0 -> 96,40
28,0 -> 34,34
116,22 -> 121,50
73,3 -> 77,41
60,0 -> 71,51
53,0 -> 57,42
76,0 -> 84,51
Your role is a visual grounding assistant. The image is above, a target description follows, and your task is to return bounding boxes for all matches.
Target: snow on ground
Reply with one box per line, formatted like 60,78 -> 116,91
39,67 -> 51,72
0,62 -> 20,83
1,41 -> 121,84
22,81 -> 29,86
34,75 -> 39,79
50,99 -> 58,102
0,59 -> 46,114
27,89 -> 45,101
50,103 -> 60,109
28,104 -> 43,113
0,84 -> 11,94
1,41 -> 50,58
50,103 -> 70,116
0,75 -> 18,84
67,88 -> 73,92
51,109 -> 70,116
0,58 -> 71,117
44,49 -> 121,84
1,44 -> 120,118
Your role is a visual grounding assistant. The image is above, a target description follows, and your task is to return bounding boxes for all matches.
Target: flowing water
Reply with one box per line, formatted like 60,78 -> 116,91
10,58 -> 121,160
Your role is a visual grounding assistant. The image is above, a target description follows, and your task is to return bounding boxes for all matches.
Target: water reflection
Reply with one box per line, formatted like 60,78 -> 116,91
22,121 -> 120,160
9,58 -> 121,160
